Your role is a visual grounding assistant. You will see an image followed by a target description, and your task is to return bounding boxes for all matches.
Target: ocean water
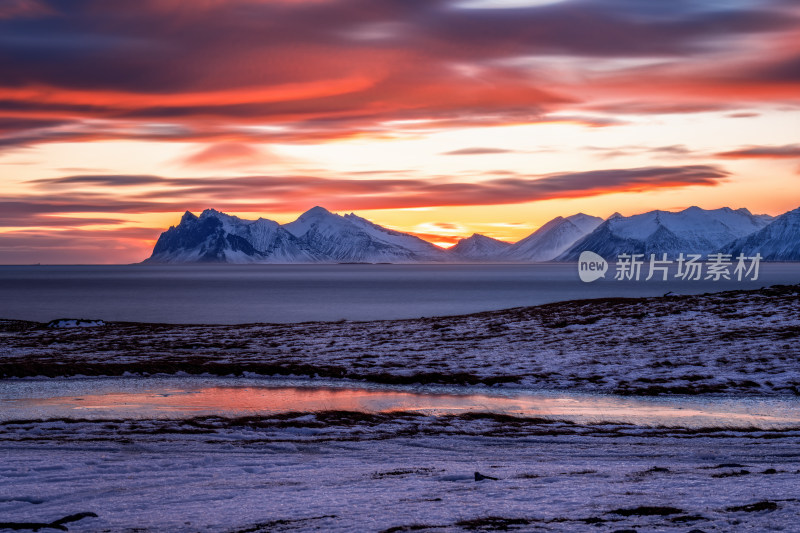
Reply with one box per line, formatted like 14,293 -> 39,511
0,263 -> 798,324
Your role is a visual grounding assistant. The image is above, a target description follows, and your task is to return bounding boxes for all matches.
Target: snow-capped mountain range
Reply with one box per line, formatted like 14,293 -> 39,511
147,207 -> 448,264
145,205 -> 799,264
557,206 -> 775,261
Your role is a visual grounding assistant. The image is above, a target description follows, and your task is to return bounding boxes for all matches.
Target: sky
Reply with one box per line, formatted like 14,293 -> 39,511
1,0 -> 799,264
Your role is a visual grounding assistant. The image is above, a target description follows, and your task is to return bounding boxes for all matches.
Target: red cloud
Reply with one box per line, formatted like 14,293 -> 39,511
0,164 -> 729,263
20,164 -> 728,215
0,0 -> 796,148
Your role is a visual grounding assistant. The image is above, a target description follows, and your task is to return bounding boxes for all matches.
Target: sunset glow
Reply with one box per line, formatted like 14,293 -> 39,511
1,0 -> 799,263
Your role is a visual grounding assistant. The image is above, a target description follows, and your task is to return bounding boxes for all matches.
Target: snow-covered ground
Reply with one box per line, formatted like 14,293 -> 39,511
2,285 -> 799,395
2,285 -> 800,531
2,414 -> 800,532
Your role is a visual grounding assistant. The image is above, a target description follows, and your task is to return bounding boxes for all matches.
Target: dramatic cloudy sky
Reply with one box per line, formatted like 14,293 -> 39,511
1,0 -> 799,263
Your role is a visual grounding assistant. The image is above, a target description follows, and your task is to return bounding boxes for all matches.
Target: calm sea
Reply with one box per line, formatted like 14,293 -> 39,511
0,263 -> 798,324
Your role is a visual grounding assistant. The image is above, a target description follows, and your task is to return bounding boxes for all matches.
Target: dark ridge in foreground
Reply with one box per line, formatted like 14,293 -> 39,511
1,284 -> 799,396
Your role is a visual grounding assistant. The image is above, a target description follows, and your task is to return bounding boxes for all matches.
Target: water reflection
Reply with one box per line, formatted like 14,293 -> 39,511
3,377 -> 800,429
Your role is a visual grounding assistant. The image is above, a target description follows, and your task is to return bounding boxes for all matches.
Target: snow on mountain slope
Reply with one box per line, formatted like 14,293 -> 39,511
145,205 -> 791,264
447,234 -> 511,261
558,206 -> 773,260
215,213 -> 321,263
284,206 -> 447,263
145,211 -> 256,263
343,212 -> 448,259
724,206 -> 800,260
145,210 -> 320,263
565,212 -> 604,234
502,213 -> 603,262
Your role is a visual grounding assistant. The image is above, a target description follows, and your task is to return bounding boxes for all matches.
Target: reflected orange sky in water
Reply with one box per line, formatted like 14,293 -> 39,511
11,385 -> 800,429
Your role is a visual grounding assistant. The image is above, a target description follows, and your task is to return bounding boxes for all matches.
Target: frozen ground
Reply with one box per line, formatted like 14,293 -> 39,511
2,413 -> 800,532
2,285 -> 800,531
2,285 -> 799,395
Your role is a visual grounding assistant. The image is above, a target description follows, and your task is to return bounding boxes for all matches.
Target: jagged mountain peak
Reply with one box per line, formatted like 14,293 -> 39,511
199,208 -> 226,218
147,208 -> 320,264
180,210 -> 198,223
199,208 -> 245,223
